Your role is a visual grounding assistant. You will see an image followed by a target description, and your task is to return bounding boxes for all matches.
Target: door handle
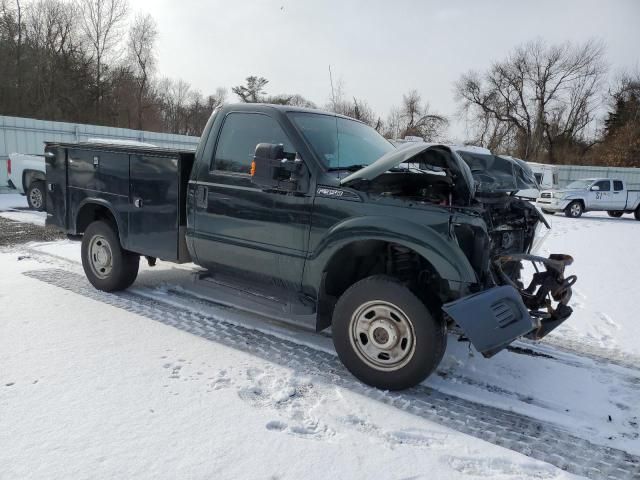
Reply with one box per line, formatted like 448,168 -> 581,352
133,197 -> 143,208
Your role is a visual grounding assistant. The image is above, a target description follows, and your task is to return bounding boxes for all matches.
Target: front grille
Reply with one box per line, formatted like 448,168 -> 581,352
541,192 -> 552,198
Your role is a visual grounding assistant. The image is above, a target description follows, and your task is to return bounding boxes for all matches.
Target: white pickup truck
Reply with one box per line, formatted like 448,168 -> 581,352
537,178 -> 640,219
6,152 -> 47,210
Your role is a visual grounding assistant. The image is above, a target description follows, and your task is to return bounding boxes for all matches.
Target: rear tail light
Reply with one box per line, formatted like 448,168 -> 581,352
7,157 -> 11,175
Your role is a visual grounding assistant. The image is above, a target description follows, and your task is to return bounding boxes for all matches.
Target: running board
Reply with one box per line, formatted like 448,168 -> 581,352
181,271 -> 317,331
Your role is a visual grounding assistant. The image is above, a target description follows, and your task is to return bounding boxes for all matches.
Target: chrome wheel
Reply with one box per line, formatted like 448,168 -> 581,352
349,300 -> 416,371
88,235 -> 113,279
29,187 -> 43,210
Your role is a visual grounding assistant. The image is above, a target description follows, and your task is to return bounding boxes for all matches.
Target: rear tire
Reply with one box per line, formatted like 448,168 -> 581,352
27,180 -> 46,211
81,220 -> 139,292
607,211 -> 624,218
331,275 -> 446,391
565,201 -> 583,218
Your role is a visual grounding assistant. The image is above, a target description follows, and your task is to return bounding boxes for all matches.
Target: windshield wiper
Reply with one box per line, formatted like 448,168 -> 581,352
328,164 -> 367,172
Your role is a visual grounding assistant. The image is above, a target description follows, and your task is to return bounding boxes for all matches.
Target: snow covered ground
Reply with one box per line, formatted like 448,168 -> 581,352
0,193 -> 46,226
1,195 -> 639,479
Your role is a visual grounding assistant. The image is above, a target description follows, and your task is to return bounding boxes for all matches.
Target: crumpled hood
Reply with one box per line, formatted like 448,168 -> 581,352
340,143 -> 476,197
456,152 -> 539,194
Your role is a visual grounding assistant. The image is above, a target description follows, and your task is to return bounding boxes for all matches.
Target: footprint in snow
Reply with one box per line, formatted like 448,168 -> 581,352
385,429 -> 448,449
596,311 -> 620,330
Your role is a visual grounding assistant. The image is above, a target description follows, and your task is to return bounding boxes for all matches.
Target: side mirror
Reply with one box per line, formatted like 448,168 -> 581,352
590,185 -> 600,191
251,143 -> 306,193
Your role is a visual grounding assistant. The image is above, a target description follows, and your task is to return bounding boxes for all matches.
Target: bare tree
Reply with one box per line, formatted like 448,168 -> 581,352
456,39 -> 606,162
232,76 -> 268,103
78,0 -> 128,119
382,90 -> 447,141
128,12 -> 157,129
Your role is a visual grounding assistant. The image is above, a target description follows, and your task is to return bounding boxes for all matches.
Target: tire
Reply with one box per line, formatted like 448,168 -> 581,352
607,211 -> 624,218
81,220 -> 139,292
635,206 -> 640,221
27,180 -> 46,211
564,201 -> 583,218
541,209 -> 555,215
332,275 -> 446,391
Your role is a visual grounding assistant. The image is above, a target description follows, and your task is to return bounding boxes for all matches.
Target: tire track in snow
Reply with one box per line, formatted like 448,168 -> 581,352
23,268 -> 640,480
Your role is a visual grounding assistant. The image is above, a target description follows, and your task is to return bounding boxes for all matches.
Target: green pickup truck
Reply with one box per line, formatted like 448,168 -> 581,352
44,103 -> 576,390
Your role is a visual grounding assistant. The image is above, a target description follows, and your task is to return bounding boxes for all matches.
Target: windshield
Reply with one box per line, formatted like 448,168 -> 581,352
566,180 -> 593,189
456,152 -> 538,192
288,113 -> 395,169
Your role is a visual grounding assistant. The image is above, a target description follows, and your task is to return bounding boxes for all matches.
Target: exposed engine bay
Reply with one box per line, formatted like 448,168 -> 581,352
345,144 -> 575,349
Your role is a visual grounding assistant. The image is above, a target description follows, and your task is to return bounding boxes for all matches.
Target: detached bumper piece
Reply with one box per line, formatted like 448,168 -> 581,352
494,254 -> 576,341
443,285 -> 536,357
442,253 -> 576,357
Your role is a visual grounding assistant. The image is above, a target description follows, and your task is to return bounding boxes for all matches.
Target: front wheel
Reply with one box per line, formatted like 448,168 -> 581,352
565,201 -> 583,218
27,181 -> 46,211
541,209 -> 555,215
635,206 -> 640,221
81,220 -> 139,292
607,211 -> 624,218
332,275 -> 446,390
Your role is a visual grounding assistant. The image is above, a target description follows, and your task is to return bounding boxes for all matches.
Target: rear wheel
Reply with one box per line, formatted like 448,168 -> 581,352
81,220 -> 139,291
27,180 -> 46,211
331,275 -> 446,390
607,211 -> 624,218
565,201 -> 583,218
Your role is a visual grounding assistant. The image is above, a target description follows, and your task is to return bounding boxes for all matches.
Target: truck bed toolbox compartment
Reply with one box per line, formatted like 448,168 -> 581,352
45,142 -> 195,263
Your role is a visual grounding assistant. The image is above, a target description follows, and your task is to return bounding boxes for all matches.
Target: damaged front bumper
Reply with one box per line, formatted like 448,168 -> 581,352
443,254 -> 576,357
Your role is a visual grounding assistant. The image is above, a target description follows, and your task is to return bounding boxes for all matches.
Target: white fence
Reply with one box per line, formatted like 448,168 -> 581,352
1,115 -> 200,187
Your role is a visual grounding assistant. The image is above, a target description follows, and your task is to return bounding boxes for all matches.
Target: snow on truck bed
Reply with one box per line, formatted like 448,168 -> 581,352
1,203 -> 639,479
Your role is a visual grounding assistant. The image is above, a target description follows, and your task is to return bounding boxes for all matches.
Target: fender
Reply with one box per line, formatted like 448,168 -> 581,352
303,215 -> 478,296
74,198 -> 128,248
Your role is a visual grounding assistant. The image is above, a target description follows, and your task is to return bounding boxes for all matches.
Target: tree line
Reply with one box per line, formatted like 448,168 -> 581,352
0,0 -> 638,166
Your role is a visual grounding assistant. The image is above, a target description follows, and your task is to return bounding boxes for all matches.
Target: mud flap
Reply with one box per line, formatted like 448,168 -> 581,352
442,285 -> 536,357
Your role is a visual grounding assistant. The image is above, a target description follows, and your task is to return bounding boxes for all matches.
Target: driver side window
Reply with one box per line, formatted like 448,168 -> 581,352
213,113 -> 293,174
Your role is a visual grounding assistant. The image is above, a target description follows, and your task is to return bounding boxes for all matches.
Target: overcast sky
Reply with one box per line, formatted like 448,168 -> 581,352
129,0 -> 640,140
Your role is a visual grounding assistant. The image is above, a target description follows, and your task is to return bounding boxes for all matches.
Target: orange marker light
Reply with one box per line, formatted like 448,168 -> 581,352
250,160 -> 256,176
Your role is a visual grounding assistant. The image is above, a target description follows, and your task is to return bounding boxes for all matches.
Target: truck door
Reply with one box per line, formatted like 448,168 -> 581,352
589,180 -> 613,209
192,112 -> 312,290
611,180 -> 625,209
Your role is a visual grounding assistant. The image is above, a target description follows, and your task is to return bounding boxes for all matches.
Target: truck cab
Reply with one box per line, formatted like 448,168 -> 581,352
537,178 -> 640,219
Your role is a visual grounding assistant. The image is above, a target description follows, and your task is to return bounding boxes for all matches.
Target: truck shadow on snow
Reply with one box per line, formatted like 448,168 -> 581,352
22,267 -> 640,480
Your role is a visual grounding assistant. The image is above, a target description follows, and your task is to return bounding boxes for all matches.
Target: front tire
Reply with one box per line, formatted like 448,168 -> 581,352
541,209 -> 555,215
81,220 -> 139,292
607,211 -> 624,218
635,206 -> 640,221
332,275 -> 446,390
27,181 -> 46,211
565,201 -> 583,218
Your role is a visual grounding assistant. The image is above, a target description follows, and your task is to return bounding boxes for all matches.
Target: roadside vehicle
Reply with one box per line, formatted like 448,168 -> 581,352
527,163 -> 558,192
45,104 -> 576,390
537,178 -> 640,219
6,152 -> 47,210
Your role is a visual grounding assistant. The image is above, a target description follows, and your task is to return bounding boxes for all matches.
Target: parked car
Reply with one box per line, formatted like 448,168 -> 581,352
537,178 -> 640,219
6,152 -> 47,210
44,104 -> 576,391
